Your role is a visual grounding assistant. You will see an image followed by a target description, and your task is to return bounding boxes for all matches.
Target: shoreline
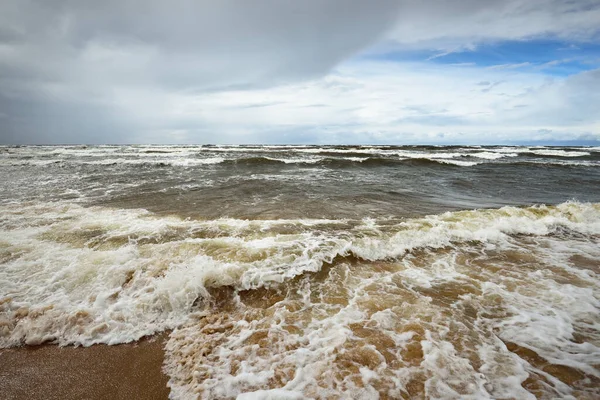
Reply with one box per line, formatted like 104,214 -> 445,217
0,335 -> 170,400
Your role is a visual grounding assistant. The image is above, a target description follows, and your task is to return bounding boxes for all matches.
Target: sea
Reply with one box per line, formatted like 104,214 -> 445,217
1,144 -> 599,399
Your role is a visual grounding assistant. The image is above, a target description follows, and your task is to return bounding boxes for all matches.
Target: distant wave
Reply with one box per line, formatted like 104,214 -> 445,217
1,145 -> 598,169
526,149 -> 590,157
222,156 -> 481,167
510,160 -> 600,168
0,157 -> 227,167
4,155 -> 599,168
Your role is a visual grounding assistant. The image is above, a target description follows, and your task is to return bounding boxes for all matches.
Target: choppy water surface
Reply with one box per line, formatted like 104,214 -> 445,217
1,145 -> 599,399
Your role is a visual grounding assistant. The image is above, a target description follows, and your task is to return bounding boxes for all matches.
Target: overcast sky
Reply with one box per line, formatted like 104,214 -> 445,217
1,0 -> 599,145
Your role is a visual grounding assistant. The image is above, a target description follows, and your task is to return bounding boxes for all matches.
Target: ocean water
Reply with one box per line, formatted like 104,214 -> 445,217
1,145 -> 599,399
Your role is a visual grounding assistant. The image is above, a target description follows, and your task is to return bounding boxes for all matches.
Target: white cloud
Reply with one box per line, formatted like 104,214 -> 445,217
106,62 -> 599,144
383,0 -> 600,52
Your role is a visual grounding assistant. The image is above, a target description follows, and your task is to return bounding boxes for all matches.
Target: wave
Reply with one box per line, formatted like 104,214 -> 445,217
2,146 -> 598,170
223,156 -> 320,166
510,160 -> 600,168
1,200 -> 598,347
325,157 -> 480,167
0,157 -> 227,167
217,156 -> 478,168
527,149 -> 591,157
469,151 -> 518,160
4,155 -> 599,169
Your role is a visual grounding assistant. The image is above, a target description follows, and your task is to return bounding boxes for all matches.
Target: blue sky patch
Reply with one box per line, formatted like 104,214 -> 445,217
365,39 -> 600,76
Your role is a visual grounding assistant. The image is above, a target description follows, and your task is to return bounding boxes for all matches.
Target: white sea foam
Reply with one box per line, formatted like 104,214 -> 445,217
164,210 -> 600,399
264,157 -> 323,164
469,151 -> 518,160
529,149 -> 590,157
526,159 -> 600,167
436,159 -> 480,166
1,200 -> 599,350
0,157 -> 227,167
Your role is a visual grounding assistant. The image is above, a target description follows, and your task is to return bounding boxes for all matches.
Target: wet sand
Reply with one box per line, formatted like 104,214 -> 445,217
0,335 -> 170,400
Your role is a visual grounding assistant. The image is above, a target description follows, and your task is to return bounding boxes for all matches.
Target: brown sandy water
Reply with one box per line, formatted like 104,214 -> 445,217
164,245 -> 599,399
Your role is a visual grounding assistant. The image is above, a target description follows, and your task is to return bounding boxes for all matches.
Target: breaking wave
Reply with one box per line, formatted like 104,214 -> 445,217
1,200 -> 598,347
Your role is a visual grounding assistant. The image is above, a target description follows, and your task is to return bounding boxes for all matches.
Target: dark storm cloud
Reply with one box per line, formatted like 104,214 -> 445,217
0,0 -> 402,143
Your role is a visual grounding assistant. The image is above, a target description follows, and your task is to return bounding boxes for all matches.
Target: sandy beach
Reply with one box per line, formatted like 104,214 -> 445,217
0,335 -> 169,400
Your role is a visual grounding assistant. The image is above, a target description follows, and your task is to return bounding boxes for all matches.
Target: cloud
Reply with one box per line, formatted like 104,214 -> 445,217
487,63 -> 533,70
0,0 -> 598,144
499,68 -> 600,127
0,1 -> 401,90
0,0 -> 404,143
383,0 -> 600,52
94,61 -> 599,144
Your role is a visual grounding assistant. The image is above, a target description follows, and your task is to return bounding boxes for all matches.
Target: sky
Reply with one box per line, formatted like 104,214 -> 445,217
0,0 -> 599,145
